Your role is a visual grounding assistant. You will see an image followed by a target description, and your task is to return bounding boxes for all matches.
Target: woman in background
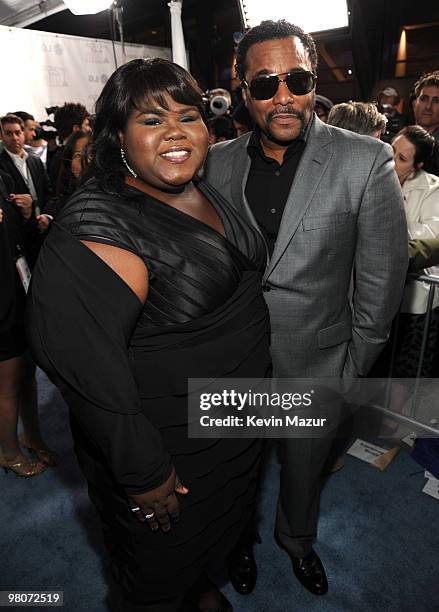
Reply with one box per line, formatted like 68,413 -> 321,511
391,125 -> 439,377
53,130 -> 91,213
0,170 -> 56,476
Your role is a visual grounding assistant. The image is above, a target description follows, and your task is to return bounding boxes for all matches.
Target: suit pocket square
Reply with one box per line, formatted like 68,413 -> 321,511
302,211 -> 350,231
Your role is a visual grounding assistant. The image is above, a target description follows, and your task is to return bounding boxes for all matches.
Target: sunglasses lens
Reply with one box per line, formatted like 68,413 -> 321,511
249,75 -> 279,100
285,72 -> 315,95
248,72 -> 315,100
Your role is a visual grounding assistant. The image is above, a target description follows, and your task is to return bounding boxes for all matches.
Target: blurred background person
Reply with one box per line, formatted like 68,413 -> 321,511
231,100 -> 253,137
412,71 -> 439,143
208,115 -> 236,144
314,94 -> 333,123
0,114 -> 53,262
391,125 -> 439,378
327,101 -> 387,138
53,129 -> 91,213
0,169 -> 57,477
12,111 -> 49,168
377,86 -> 408,142
411,71 -> 439,176
48,102 -> 92,186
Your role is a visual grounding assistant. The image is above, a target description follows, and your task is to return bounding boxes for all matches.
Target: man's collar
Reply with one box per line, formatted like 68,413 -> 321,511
5,147 -> 27,161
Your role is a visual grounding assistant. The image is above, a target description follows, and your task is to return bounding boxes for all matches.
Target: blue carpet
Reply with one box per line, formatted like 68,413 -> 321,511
1,371 -> 438,611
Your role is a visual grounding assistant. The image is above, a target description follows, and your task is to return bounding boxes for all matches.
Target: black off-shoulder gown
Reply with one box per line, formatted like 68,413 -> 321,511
27,178 -> 271,604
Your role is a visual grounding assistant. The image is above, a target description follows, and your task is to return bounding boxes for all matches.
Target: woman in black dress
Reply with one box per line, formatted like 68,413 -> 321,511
27,59 -> 270,611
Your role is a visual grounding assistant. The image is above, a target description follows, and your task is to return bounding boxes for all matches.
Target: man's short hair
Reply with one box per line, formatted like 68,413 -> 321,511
208,116 -> 237,141
54,102 -> 89,140
0,114 -> 25,130
413,71 -> 439,99
11,111 -> 35,123
235,19 -> 318,82
327,101 -> 387,137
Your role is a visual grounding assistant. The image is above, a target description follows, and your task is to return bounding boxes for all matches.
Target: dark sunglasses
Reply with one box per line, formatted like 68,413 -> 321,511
243,70 -> 317,101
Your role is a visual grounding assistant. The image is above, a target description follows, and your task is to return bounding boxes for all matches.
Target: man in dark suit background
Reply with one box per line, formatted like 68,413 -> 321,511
0,114 -> 53,264
205,19 -> 408,598
0,114 -> 53,220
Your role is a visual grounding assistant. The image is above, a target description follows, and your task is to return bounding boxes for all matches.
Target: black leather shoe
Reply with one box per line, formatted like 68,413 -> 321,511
291,550 -> 328,595
227,546 -> 257,595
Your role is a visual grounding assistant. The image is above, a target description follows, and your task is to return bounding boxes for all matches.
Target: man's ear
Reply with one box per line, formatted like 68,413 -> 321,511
241,86 -> 249,108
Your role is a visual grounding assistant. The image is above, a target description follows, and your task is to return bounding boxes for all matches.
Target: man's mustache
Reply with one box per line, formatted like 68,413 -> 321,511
267,107 -> 306,122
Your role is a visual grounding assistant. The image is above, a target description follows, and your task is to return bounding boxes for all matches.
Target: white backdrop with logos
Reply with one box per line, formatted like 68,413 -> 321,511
0,25 -> 171,121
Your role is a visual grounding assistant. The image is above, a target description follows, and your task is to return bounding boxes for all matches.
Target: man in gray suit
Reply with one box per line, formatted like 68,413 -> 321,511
204,20 -> 408,596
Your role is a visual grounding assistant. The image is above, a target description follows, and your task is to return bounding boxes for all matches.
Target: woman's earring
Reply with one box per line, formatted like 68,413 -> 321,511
120,147 -> 138,178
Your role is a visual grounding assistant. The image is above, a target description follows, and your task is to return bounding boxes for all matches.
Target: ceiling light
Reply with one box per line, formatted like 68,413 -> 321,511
63,0 -> 114,16
238,0 -> 349,33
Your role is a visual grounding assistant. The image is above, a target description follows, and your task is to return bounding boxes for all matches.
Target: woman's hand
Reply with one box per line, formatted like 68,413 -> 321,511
128,467 -> 189,532
8,194 -> 33,219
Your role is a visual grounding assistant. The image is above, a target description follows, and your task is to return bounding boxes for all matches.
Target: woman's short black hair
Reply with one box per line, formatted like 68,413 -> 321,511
235,20 -> 318,82
393,125 -> 435,166
86,58 -> 206,193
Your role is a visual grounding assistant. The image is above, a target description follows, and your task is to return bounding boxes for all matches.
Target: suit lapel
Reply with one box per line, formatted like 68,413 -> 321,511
0,150 -> 28,194
26,156 -> 42,203
264,118 -> 334,280
231,134 -> 258,225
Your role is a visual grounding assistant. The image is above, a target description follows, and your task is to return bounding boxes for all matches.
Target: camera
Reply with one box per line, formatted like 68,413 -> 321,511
203,88 -> 232,117
36,108 -> 59,142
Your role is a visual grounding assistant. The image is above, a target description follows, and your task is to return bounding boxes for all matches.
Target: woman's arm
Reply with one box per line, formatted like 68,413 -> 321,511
407,183 -> 439,239
27,229 -> 187,531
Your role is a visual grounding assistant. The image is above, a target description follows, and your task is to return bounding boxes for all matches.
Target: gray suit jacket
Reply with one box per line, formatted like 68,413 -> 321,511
204,116 -> 408,378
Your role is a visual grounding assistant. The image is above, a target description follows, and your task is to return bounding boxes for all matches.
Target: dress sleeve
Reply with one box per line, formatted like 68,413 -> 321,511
26,223 -> 172,493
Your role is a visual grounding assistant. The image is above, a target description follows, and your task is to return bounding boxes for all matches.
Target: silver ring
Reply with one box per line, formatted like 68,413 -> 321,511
144,512 -> 155,520
130,506 -> 141,513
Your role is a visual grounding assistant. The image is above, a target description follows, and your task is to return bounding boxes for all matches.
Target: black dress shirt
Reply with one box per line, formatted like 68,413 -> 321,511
245,126 -> 307,255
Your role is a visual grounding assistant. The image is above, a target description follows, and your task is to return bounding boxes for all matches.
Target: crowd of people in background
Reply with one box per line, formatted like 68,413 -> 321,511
0,19 -> 438,607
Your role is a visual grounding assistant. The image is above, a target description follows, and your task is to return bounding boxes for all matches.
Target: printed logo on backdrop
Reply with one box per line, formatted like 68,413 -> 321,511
44,66 -> 68,88
41,41 -> 63,56
88,74 -> 109,85
83,41 -> 110,64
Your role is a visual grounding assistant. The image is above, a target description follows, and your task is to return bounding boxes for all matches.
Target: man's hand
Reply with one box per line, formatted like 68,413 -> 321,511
8,193 -> 33,219
128,467 -> 189,532
36,214 -> 51,233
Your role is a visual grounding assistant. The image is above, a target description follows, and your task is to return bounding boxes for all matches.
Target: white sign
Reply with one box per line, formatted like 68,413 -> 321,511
347,439 -> 389,463
422,476 -> 439,501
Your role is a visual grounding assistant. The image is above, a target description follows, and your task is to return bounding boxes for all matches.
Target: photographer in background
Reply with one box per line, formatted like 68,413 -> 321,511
377,86 -> 408,143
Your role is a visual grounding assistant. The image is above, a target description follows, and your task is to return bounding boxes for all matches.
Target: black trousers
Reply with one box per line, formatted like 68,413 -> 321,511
275,437 -> 333,558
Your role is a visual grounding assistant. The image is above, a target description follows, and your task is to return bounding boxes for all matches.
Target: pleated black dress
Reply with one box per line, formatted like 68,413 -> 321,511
27,178 -> 271,604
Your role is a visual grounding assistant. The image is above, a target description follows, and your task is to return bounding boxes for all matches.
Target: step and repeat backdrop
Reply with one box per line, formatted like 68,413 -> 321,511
0,24 -> 171,121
